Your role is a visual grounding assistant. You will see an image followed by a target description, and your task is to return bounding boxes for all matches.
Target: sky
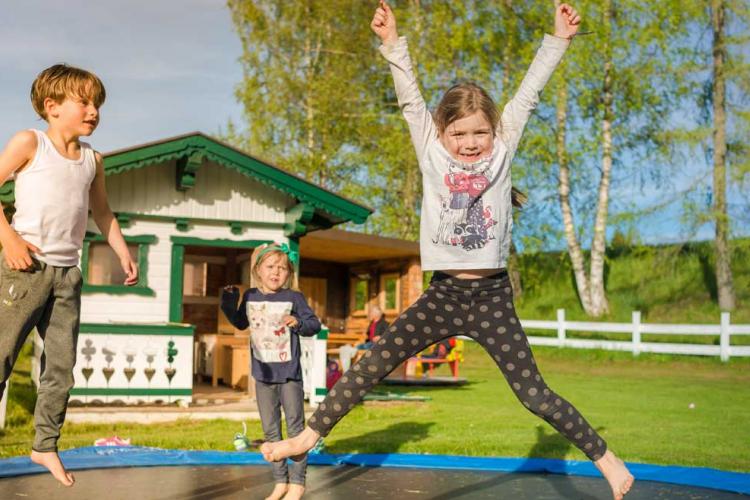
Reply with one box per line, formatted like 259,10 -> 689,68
1,1 -> 745,246
0,0 -> 243,152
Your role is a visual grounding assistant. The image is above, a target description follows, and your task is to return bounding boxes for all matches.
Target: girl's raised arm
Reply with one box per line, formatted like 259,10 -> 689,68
499,3 -> 580,156
374,1 -> 437,169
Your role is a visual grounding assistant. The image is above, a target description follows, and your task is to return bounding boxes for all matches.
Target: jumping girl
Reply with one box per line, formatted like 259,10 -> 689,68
261,3 -> 634,499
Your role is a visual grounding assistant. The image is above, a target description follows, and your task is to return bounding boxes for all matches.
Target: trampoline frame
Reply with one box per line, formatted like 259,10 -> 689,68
0,446 -> 748,495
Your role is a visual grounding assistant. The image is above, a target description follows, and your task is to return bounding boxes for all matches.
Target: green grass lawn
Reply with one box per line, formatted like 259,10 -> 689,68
2,342 -> 749,473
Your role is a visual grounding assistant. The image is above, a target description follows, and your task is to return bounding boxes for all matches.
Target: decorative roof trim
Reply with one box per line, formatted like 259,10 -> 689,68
103,132 -> 372,225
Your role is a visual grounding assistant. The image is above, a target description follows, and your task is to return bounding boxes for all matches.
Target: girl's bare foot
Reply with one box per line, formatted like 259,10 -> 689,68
284,483 -> 305,500
30,450 -> 75,487
265,482 -> 288,500
260,427 -> 320,462
595,450 -> 634,500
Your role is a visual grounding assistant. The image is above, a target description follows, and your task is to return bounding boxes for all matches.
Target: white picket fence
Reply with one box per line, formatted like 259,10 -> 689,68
521,309 -> 750,361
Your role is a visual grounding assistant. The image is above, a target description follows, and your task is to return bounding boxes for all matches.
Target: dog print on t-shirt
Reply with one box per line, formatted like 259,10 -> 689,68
246,301 -> 292,363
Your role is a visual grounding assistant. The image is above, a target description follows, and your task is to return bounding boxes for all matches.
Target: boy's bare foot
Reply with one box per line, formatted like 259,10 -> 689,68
265,482 -> 288,500
30,450 -> 75,487
595,450 -> 634,500
260,427 -> 320,462
283,483 -> 305,500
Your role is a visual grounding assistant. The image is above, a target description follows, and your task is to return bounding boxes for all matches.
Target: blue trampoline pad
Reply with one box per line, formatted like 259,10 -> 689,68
0,447 -> 747,499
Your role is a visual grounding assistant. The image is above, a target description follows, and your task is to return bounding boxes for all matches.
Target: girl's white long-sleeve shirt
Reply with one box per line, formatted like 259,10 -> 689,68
379,34 -> 569,271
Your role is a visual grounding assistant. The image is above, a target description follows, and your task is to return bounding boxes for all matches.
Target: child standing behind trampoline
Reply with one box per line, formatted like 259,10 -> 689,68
221,243 -> 320,500
262,2 -> 634,499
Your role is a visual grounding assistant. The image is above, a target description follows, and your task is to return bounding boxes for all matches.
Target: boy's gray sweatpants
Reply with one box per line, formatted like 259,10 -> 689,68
255,379 -> 307,485
0,254 -> 82,452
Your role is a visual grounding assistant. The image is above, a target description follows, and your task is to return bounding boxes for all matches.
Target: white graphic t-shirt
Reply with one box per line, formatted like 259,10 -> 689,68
246,301 -> 293,363
379,35 -> 569,270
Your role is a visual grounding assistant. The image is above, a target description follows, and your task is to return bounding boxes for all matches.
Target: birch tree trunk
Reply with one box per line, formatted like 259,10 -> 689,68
556,80 -> 594,312
711,0 -> 736,311
552,0 -> 610,316
586,0 -> 614,316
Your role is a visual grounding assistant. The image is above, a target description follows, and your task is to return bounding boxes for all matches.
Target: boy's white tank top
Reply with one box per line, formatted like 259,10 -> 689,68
11,129 -> 97,266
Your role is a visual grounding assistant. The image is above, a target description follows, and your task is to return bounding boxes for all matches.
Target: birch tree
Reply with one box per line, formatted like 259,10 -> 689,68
679,0 -> 749,310
521,0 -> 691,316
711,0 -> 736,311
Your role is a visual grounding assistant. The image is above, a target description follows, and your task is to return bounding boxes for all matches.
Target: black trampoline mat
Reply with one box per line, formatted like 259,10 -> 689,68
0,465 -> 745,500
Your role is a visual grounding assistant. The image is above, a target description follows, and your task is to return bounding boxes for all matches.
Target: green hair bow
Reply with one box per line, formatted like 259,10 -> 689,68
257,242 -> 299,266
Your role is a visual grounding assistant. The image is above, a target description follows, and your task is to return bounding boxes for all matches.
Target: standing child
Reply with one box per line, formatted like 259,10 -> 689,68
261,2 -> 635,499
221,243 -> 321,500
0,64 -> 138,486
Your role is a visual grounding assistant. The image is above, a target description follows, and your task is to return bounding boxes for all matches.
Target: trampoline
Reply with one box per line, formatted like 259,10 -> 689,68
1,447 -> 748,499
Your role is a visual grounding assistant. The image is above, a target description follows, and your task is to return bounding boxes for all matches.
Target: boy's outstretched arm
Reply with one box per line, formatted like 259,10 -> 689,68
0,131 -> 42,270
89,152 -> 138,286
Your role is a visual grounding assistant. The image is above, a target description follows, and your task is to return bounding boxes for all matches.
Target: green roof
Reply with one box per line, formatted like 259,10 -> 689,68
0,132 -> 373,227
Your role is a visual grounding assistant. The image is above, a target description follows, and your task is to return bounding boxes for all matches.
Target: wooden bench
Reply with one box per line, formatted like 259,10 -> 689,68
326,331 -> 367,356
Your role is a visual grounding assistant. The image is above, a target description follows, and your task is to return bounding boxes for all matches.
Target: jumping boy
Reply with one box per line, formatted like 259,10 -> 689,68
0,64 -> 138,486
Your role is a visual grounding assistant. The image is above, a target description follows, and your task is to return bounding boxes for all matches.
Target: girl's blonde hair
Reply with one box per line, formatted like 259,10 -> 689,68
435,82 -> 527,208
250,244 -> 296,290
30,64 -> 106,120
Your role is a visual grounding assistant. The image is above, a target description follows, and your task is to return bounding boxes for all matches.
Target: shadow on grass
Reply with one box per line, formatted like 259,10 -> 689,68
377,379 -> 477,394
325,421 -> 434,455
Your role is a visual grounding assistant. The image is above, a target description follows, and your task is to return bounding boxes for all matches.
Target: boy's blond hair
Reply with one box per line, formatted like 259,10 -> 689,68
30,64 -> 106,119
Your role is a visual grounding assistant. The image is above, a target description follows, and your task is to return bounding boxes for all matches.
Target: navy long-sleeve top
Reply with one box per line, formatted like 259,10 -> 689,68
220,287 -> 321,383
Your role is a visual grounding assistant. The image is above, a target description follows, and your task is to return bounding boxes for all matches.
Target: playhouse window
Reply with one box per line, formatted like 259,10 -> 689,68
81,233 -> 156,296
350,277 -> 368,315
380,273 -> 400,313
86,242 -> 139,285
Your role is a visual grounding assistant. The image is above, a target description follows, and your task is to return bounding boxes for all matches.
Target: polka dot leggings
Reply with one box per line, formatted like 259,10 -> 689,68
308,271 -> 608,461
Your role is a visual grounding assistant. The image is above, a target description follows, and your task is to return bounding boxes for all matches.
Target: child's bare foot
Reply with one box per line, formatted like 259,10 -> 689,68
30,450 -> 75,487
260,427 -> 320,462
595,450 -> 634,500
283,483 -> 305,500
265,482 -> 288,500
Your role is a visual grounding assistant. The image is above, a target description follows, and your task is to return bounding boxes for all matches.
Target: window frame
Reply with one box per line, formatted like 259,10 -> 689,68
379,272 -> 401,314
81,233 -> 156,296
349,276 -> 369,317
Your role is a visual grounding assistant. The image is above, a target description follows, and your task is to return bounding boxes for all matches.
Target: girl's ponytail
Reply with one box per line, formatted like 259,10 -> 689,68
511,187 -> 527,208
